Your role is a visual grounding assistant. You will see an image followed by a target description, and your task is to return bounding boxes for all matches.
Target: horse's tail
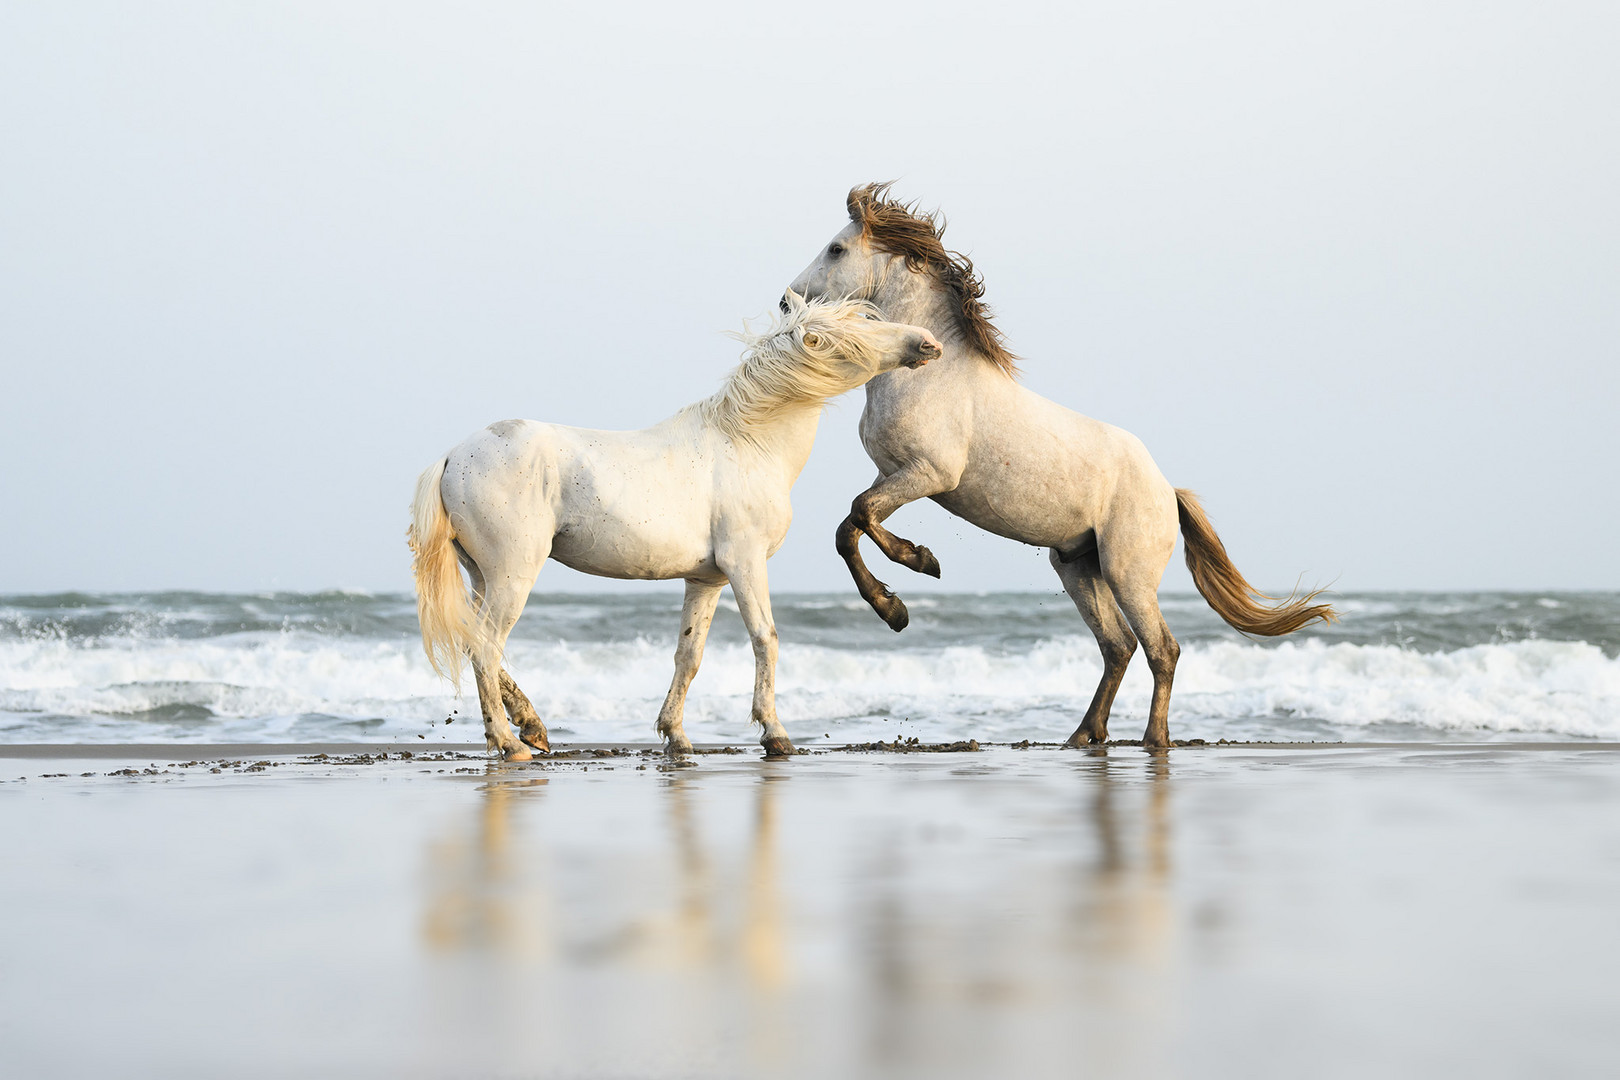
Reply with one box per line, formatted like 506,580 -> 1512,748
408,458 -> 484,689
1176,488 -> 1336,636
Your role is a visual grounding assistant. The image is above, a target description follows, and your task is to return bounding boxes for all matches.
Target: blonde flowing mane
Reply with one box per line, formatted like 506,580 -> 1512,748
701,296 -> 892,444
847,182 -> 1018,377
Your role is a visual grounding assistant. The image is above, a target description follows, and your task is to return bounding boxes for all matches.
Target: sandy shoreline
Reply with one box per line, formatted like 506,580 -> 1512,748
5,738 -> 1620,760
4,743 -> 1618,1077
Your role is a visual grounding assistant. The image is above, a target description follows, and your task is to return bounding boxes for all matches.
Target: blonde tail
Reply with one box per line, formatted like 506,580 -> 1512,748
1176,488 -> 1337,636
408,459 -> 484,689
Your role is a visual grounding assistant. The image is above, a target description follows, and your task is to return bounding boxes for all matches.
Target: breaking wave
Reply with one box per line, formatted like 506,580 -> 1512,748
2,589 -> 1617,744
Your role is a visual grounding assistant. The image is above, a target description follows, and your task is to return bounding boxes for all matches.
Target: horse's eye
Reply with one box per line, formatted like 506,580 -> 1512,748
828,243 -> 845,258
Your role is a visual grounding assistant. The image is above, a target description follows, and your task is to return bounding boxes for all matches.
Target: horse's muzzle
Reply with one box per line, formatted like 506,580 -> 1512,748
908,336 -> 942,368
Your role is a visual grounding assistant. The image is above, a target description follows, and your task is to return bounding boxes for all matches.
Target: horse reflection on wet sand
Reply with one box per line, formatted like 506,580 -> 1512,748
415,753 -> 1178,1078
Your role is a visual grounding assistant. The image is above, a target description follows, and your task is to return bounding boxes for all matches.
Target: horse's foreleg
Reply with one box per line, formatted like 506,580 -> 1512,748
1052,548 -> 1137,746
837,468 -> 953,632
836,516 -> 911,632
656,579 -> 724,756
500,671 -> 549,753
720,553 -> 794,758
851,473 -> 947,579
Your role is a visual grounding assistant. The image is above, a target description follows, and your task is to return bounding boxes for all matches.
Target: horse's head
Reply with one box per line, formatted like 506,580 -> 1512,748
779,291 -> 941,382
713,296 -> 939,440
785,192 -> 898,310
785,183 -> 1018,377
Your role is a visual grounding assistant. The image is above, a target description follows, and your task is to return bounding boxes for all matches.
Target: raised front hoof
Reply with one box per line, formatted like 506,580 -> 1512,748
761,734 -> 798,758
869,590 -> 910,633
519,727 -> 550,754
911,545 -> 942,579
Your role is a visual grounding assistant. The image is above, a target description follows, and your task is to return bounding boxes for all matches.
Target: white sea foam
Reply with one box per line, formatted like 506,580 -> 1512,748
2,629 -> 1617,744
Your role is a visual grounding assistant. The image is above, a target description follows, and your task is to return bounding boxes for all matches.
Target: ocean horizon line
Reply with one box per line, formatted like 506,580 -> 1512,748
5,586 -> 1619,601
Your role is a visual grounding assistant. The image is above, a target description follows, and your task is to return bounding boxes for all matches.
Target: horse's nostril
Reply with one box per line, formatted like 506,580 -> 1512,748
779,294 -> 791,314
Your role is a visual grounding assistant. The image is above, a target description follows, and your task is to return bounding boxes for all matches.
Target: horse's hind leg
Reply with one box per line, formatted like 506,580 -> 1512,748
500,671 -> 548,753
453,551 -> 528,759
470,575 -> 541,760
472,655 -> 529,760
1104,556 -> 1180,750
1051,547 -> 1137,746
656,579 -> 723,756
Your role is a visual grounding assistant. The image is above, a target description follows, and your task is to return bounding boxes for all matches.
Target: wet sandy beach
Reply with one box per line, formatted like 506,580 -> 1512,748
3,742 -> 1618,1078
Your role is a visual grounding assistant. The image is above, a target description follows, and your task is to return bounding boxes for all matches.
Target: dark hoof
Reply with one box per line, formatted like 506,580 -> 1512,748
762,734 -> 797,758
870,589 -> 910,632
519,727 -> 550,753
1064,727 -> 1104,748
1141,728 -> 1172,750
913,545 -> 941,579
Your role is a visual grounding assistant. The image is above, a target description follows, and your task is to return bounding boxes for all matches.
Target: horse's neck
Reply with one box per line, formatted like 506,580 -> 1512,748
691,399 -> 823,483
869,283 -> 987,387
876,281 -> 980,375
738,404 -> 823,480
874,276 -> 954,337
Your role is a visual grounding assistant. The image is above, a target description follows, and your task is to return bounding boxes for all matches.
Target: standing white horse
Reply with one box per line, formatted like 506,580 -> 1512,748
788,185 -> 1335,748
409,294 -> 941,759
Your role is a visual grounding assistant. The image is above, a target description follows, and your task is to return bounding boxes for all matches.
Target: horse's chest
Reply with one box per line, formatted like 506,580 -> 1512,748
859,404 -> 928,472
858,378 -> 964,471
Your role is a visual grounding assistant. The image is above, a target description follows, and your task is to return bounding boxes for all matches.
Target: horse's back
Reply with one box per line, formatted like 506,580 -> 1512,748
446,415 -> 728,581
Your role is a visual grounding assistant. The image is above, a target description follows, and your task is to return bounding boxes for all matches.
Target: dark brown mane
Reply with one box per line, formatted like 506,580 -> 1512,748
846,182 -> 1018,377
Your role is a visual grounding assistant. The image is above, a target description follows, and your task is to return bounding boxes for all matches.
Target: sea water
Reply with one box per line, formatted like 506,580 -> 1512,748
1,590 -> 1616,745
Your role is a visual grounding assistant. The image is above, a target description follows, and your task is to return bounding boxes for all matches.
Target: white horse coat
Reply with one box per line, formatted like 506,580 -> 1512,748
789,185 -> 1333,748
409,295 -> 941,758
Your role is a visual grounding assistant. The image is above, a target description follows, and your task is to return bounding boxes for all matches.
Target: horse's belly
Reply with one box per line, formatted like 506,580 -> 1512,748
932,462 -> 1101,548
549,512 -> 716,581
931,488 -> 1077,548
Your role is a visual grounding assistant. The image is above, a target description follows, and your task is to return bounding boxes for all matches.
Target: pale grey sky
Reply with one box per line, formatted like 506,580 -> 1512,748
2,1 -> 1615,594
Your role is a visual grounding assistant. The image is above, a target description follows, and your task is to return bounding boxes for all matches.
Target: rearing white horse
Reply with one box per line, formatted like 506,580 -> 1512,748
788,185 -> 1335,749
409,294 -> 941,759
